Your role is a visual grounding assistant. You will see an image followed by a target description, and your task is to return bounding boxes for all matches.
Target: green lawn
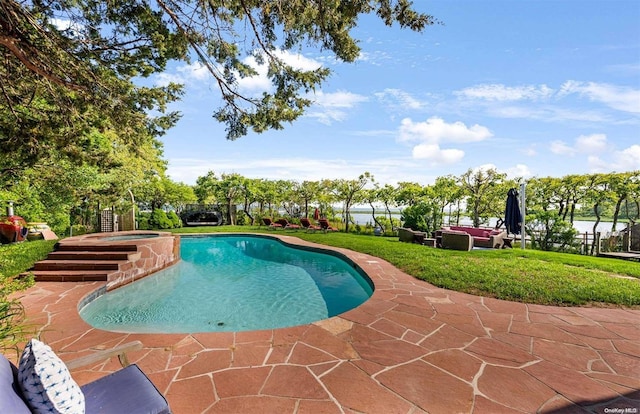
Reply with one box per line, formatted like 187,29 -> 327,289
2,228 -> 639,307
171,226 -> 640,307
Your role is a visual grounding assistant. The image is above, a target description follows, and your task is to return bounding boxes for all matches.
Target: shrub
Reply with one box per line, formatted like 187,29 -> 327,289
526,211 -> 579,252
167,211 -> 182,228
401,202 -> 437,233
148,209 -> 172,229
235,210 -> 248,226
138,213 -> 150,230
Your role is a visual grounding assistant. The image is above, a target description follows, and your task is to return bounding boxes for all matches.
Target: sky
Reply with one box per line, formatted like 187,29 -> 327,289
152,0 -> 640,187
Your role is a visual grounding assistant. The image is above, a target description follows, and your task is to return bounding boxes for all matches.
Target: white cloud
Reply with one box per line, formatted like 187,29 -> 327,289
455,84 -> 554,101
550,133 -> 609,157
613,145 -> 640,171
398,117 -> 493,144
237,50 -> 323,93
397,117 -> 492,165
412,144 -> 465,164
505,164 -> 532,179
550,140 -> 576,156
575,133 -> 608,153
313,90 -> 368,108
587,155 -> 609,172
375,89 -> 426,110
306,90 -> 368,124
559,81 -> 640,113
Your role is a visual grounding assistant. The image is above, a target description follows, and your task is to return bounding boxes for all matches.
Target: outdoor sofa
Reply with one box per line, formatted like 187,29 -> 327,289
441,226 -> 509,249
1,339 -> 171,414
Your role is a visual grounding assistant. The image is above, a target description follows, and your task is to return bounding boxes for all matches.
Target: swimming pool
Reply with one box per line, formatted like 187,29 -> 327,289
79,234 -> 374,333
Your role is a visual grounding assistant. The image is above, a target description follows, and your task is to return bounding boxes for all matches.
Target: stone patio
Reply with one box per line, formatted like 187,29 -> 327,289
9,234 -> 640,413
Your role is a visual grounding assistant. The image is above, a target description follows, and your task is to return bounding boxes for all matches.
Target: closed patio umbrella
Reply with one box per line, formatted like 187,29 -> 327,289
504,188 -> 522,235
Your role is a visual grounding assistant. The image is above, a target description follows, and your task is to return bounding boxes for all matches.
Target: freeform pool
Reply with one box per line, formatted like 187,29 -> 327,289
79,235 -> 374,333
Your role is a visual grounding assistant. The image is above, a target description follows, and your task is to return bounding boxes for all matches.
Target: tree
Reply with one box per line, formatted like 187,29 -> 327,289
377,184 -> 399,226
298,180 -> 322,218
2,0 -> 438,142
363,185 -> 387,231
330,172 -> 372,233
432,175 -> 462,227
395,181 -> 424,207
0,1 -> 182,183
583,173 -> 615,254
459,167 -> 506,227
608,171 -> 639,230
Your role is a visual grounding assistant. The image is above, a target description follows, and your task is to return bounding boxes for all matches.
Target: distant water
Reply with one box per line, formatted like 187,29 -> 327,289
350,213 -> 623,234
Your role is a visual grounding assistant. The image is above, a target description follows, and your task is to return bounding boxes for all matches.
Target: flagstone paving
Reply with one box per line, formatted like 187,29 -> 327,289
10,234 -> 640,413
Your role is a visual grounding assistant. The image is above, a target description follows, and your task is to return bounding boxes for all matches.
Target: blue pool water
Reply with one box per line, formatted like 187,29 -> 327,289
100,234 -> 159,241
79,235 -> 374,333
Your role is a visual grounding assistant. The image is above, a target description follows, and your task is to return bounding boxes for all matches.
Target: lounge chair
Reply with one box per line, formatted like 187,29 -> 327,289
300,217 -> 321,232
318,218 -> 338,232
1,339 -> 171,414
275,218 -> 301,230
262,217 -> 283,229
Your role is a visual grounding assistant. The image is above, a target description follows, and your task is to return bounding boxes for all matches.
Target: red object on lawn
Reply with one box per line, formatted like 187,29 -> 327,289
0,215 -> 28,244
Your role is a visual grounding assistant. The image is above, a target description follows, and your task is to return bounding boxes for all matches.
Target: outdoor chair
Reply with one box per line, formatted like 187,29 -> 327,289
300,217 -> 321,232
262,217 -> 283,229
318,219 -> 338,232
1,339 -> 171,414
441,231 -> 473,251
275,218 -> 301,230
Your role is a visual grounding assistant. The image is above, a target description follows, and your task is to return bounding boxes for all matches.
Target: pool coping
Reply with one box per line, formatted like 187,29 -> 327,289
12,232 -> 640,413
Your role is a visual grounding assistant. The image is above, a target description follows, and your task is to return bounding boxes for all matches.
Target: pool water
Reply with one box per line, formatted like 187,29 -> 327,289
79,235 -> 373,333
100,234 -> 159,241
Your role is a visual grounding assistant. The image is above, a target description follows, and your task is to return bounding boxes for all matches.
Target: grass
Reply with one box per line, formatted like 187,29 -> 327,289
170,226 -> 640,307
0,239 -> 55,352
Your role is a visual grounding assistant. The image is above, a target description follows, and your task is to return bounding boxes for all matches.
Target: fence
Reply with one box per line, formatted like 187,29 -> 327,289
525,227 -> 636,256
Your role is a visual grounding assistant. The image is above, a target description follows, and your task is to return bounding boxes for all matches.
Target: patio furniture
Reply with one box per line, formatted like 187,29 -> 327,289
275,218 -> 301,230
398,227 -> 427,244
262,217 -> 283,229
1,340 -> 171,414
300,217 -> 321,232
318,219 -> 338,232
443,226 -> 508,249
441,231 -> 473,251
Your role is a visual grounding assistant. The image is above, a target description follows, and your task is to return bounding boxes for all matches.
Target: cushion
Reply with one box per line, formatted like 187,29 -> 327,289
82,364 -> 171,414
18,339 -> 85,414
0,354 -> 31,414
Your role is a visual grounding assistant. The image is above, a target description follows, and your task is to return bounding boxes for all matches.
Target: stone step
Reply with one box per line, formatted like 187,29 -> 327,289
55,243 -> 138,252
47,251 -> 142,261
33,260 -> 126,271
25,270 -> 110,282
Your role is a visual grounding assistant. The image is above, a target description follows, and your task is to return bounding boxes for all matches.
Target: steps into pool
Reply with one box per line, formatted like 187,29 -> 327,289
26,243 -> 140,282
24,231 -> 180,290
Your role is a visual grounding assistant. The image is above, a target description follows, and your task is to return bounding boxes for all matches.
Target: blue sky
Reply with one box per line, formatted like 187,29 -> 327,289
154,0 -> 640,186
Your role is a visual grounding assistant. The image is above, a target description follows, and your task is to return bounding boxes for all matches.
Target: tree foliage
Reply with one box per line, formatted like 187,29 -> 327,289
1,0 -> 438,152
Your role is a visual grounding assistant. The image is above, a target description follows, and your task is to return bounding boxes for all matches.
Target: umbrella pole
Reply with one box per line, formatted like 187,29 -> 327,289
520,182 -> 526,249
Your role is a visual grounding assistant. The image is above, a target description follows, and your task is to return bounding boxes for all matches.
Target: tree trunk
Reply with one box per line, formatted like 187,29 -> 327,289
368,201 -> 385,232
591,203 -> 601,255
226,198 -> 234,225
612,196 -> 624,231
